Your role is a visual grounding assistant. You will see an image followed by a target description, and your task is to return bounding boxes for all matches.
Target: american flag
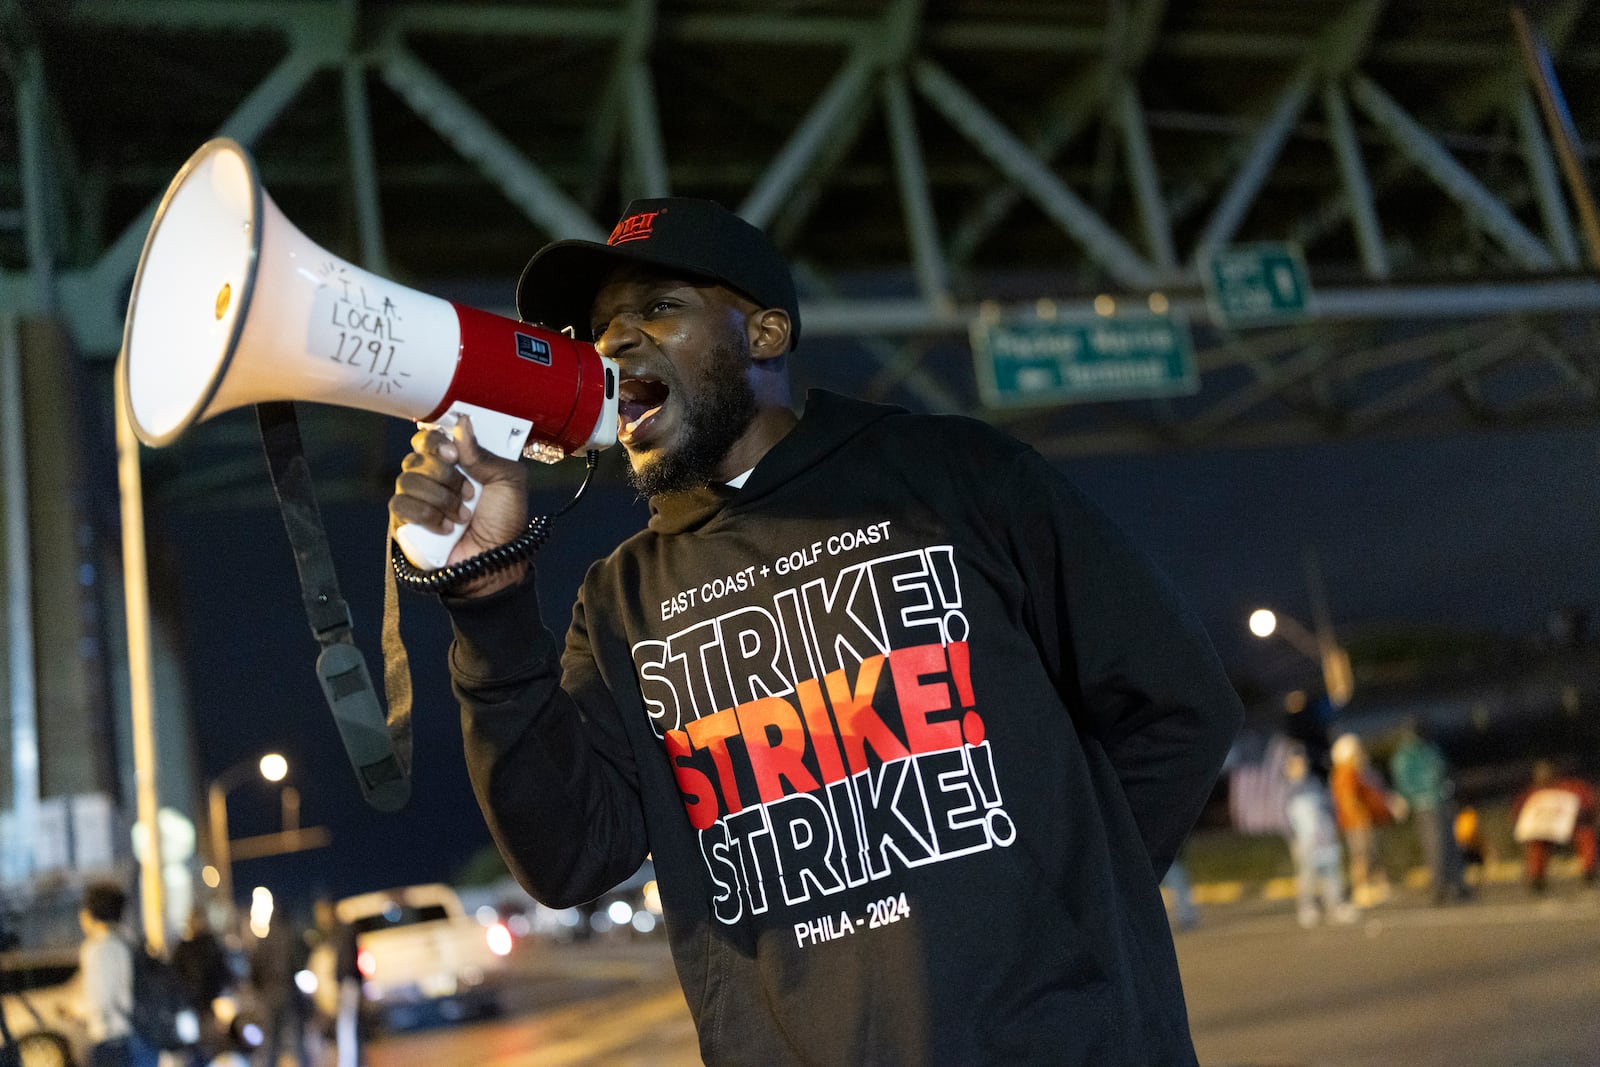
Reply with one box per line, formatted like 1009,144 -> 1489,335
1228,732 -> 1298,834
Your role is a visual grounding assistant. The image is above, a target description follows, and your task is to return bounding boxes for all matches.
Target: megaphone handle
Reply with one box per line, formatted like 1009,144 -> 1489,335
394,404 -> 533,571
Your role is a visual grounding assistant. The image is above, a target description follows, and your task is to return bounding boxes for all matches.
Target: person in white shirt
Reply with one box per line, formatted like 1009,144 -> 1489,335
77,882 -> 155,1067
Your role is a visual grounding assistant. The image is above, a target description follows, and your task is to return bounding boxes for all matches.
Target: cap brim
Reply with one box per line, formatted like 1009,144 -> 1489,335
515,239 -> 720,336
514,241 -> 614,333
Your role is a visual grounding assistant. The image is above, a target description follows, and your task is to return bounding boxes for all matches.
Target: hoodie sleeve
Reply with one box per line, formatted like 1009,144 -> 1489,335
994,448 -> 1244,877
446,571 -> 649,908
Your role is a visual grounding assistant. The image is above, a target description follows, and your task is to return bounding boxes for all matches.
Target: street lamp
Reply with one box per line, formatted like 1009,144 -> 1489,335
206,752 -> 288,915
1248,607 -> 1354,708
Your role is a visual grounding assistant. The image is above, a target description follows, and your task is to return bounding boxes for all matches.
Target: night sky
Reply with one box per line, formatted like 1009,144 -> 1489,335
161,409 -> 1600,908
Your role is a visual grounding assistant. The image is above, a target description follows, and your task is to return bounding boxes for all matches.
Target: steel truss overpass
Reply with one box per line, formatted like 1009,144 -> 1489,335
3,0 -> 1599,487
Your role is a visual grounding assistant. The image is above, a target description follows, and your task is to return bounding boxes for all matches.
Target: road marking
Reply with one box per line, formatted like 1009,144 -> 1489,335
480,988 -> 693,1067
1356,899 -> 1600,929
1187,856 -> 1586,903
1184,897 -> 1599,939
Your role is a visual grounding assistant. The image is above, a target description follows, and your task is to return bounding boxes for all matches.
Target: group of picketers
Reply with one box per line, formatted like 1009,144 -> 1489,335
1281,718 -> 1597,930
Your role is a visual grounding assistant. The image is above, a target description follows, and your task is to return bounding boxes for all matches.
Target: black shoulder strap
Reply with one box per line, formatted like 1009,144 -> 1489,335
256,401 -> 411,812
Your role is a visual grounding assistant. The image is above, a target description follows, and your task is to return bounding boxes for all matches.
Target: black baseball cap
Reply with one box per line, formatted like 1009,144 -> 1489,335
515,197 -> 800,348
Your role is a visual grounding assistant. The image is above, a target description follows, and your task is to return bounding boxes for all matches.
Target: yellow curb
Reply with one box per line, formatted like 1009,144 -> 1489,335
1189,881 -> 1244,904
1261,877 -> 1298,901
1185,855 -> 1590,902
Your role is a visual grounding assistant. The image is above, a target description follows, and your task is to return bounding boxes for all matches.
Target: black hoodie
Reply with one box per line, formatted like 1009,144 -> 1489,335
445,390 -> 1243,1065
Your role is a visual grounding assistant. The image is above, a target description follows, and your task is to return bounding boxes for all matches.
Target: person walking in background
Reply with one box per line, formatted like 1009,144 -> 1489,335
249,910 -> 311,1067
1283,745 -> 1357,928
1160,852 -> 1200,932
307,898 -> 364,1067
1453,803 -> 1495,884
75,882 -> 156,1067
1512,759 -> 1599,893
170,909 -> 231,1063
1329,733 -> 1403,907
1388,719 -> 1471,905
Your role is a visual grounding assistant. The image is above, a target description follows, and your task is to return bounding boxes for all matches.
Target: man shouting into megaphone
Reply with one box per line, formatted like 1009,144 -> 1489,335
387,198 -> 1243,1066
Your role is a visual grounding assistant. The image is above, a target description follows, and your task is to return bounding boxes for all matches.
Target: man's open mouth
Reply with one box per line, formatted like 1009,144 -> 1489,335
618,376 -> 670,438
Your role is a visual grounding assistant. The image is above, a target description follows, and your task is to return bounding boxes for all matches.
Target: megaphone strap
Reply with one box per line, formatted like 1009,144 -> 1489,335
257,400 -> 413,812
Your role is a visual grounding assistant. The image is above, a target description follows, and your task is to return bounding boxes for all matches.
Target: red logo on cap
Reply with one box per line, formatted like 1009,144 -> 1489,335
608,211 -> 659,245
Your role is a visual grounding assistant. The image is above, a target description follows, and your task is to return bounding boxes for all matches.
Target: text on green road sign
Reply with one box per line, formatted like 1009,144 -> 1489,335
972,314 -> 1198,406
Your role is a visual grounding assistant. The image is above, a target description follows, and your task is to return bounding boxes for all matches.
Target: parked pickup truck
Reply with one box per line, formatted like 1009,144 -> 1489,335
335,883 -> 514,1030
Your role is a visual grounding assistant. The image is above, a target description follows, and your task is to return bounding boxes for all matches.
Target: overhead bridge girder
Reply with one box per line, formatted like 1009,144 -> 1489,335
2,0 -> 1597,476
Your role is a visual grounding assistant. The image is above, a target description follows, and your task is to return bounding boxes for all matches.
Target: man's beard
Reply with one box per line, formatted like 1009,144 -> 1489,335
628,335 -> 757,498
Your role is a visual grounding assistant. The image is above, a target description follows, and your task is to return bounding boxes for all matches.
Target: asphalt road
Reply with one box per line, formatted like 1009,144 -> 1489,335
365,937 -> 702,1067
1181,878 -> 1600,1067
365,879 -> 1600,1067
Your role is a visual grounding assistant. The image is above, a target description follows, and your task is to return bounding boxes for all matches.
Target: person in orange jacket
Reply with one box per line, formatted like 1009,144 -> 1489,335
1329,734 -> 1404,906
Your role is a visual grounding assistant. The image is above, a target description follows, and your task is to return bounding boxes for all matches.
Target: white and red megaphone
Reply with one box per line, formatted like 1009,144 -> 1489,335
118,137 -> 618,569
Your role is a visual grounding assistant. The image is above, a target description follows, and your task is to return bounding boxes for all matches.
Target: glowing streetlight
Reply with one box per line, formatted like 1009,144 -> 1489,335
1249,546 -> 1355,708
208,752 -> 289,915
259,753 -> 288,783
1248,605 -> 1354,708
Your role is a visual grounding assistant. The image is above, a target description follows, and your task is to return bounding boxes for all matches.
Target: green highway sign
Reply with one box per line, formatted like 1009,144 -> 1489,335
971,313 -> 1199,407
1203,242 -> 1313,326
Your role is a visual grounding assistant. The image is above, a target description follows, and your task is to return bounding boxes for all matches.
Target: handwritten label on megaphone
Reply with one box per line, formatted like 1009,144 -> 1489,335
299,259 -> 461,413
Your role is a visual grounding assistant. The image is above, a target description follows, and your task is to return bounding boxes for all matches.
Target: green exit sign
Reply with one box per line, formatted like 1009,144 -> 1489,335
1203,242 -> 1313,326
971,313 -> 1198,407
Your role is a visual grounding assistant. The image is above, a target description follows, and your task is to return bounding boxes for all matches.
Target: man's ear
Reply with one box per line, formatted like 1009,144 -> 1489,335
748,308 -> 792,362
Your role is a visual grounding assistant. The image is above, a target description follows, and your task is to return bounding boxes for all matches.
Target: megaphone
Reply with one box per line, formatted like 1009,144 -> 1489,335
118,137 -> 619,570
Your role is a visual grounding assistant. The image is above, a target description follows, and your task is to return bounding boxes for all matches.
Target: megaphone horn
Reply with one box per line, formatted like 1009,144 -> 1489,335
117,137 -> 619,570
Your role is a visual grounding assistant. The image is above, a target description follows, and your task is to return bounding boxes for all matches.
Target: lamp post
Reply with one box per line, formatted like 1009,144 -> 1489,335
206,752 -> 288,915
1248,607 -> 1354,708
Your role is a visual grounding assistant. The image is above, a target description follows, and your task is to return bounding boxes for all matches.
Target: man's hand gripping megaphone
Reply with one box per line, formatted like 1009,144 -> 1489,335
391,412 -> 536,598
